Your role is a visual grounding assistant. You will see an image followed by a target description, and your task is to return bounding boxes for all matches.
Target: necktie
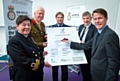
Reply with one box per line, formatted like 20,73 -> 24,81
95,32 -> 100,45
80,27 -> 86,41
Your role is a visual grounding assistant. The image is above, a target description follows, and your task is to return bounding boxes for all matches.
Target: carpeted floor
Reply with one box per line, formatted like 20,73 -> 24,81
43,67 -> 120,81
0,63 -> 120,81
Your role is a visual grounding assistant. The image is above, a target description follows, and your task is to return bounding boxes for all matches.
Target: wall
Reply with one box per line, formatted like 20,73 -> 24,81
0,0 -> 119,55
116,1 -> 120,36
0,0 -> 120,29
0,0 -> 4,26
0,0 -> 6,55
32,0 -> 119,31
0,27 -> 6,55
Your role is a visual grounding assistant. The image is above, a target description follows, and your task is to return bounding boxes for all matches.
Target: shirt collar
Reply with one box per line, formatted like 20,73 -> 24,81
57,23 -> 63,27
84,23 -> 91,29
98,25 -> 107,34
18,31 -> 28,37
34,18 -> 40,24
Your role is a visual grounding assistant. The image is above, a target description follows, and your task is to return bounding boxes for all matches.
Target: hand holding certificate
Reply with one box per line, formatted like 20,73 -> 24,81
61,38 -> 70,44
45,27 -> 87,66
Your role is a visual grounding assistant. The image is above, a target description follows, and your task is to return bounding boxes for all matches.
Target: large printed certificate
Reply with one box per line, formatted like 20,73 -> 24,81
45,27 -> 87,66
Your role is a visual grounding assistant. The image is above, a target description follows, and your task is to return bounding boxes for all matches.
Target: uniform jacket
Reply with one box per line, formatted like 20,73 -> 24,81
70,26 -> 120,81
8,31 -> 44,81
30,19 -> 47,50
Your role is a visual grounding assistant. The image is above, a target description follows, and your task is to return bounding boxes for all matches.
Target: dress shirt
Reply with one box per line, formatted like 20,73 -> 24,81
57,24 -> 63,27
80,23 -> 91,42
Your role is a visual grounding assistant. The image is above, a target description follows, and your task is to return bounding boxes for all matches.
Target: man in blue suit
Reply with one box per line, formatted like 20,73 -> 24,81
78,11 -> 97,81
50,12 -> 70,27
62,8 -> 120,81
50,12 -> 70,81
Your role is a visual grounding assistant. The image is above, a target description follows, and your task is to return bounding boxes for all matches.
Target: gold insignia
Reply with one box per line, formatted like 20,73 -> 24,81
35,54 -> 37,57
38,52 -> 40,54
33,51 -> 35,54
31,63 -> 36,67
31,59 -> 40,71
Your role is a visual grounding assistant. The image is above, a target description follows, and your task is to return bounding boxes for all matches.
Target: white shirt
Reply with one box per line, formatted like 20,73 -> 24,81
80,23 -> 91,43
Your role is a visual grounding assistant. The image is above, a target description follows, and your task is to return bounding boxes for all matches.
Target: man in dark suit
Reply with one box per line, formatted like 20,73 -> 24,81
62,8 -> 120,81
78,11 -> 97,81
50,12 -> 70,81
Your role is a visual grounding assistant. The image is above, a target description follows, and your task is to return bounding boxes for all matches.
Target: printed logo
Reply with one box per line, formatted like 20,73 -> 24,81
67,12 -> 71,21
60,58 -> 70,62
7,5 -> 16,20
60,28 -> 65,33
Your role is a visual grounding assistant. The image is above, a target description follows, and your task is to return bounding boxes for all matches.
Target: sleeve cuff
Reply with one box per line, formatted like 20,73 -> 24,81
31,59 -> 40,71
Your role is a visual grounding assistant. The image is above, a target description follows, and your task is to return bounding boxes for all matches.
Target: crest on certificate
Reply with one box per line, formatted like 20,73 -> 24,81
60,28 -> 65,33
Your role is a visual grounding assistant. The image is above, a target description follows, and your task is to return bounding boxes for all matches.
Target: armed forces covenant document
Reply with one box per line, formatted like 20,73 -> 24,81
45,27 -> 87,66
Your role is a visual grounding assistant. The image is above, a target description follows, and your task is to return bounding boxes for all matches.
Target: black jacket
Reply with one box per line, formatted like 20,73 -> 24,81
8,31 -> 44,81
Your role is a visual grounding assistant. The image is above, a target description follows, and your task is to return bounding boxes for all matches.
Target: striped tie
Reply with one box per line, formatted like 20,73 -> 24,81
80,27 -> 86,41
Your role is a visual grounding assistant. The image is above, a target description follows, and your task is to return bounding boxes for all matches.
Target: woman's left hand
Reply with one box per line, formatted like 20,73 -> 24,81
43,51 -> 48,56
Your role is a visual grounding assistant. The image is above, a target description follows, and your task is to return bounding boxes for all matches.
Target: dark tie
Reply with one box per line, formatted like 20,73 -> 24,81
95,32 -> 100,45
80,27 -> 86,41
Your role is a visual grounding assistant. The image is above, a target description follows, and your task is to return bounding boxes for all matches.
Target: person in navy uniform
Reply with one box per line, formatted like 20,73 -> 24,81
50,12 -> 70,81
7,15 -> 49,81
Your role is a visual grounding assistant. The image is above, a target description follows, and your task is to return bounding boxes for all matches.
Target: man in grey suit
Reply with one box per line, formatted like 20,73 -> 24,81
78,11 -> 97,81
62,8 -> 120,81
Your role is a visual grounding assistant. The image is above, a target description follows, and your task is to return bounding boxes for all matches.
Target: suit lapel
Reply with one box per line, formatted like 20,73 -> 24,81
92,34 -> 103,55
53,24 -> 58,27
92,33 -> 97,54
79,26 -> 84,32
32,23 -> 44,37
92,26 -> 108,55
62,24 -> 66,27
33,23 -> 41,31
85,24 -> 93,41
56,24 -> 59,27
79,26 -> 84,36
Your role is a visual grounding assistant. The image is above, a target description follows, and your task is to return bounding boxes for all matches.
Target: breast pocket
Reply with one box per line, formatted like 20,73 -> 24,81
31,31 -> 40,38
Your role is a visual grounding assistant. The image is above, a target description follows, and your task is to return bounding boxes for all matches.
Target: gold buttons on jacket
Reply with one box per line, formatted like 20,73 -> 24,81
39,57 -> 41,59
38,52 -> 40,54
35,54 -> 37,57
33,51 -> 35,54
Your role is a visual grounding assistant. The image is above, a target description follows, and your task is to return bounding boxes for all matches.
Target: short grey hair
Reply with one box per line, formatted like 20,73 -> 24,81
34,6 -> 44,13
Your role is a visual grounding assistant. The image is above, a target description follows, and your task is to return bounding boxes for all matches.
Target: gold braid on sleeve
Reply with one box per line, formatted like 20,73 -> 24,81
31,59 -> 40,71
